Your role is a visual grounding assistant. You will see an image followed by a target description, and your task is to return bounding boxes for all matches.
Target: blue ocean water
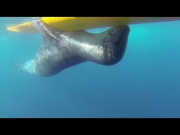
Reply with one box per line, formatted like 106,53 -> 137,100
0,17 -> 180,118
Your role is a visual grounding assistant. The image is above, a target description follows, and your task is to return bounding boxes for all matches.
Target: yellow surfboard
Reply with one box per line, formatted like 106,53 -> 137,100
7,17 -> 180,33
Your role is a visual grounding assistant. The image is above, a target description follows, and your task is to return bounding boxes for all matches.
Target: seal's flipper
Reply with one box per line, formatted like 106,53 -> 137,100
20,59 -> 27,63
10,62 -> 24,72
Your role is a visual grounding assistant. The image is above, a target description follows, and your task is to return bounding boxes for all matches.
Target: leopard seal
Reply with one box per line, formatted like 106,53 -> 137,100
12,18 -> 130,77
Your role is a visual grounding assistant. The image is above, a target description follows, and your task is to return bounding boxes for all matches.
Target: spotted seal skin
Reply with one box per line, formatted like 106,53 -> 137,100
15,18 -> 130,77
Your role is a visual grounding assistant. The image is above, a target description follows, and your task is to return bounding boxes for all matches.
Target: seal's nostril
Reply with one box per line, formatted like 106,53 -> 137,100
118,25 -> 130,33
123,26 -> 130,32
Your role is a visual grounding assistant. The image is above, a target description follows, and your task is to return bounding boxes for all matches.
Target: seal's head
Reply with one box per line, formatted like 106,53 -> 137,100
101,25 -> 130,65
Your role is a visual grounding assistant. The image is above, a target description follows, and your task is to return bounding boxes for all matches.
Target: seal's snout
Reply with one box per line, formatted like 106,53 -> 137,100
103,25 -> 130,65
116,25 -> 130,39
119,25 -> 130,32
113,25 -> 130,48
113,25 -> 130,60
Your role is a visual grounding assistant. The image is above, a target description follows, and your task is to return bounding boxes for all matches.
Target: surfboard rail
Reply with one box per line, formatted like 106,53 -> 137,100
7,17 -> 180,33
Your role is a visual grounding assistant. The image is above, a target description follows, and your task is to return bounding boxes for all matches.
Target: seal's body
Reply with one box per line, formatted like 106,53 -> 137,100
15,18 -> 130,77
